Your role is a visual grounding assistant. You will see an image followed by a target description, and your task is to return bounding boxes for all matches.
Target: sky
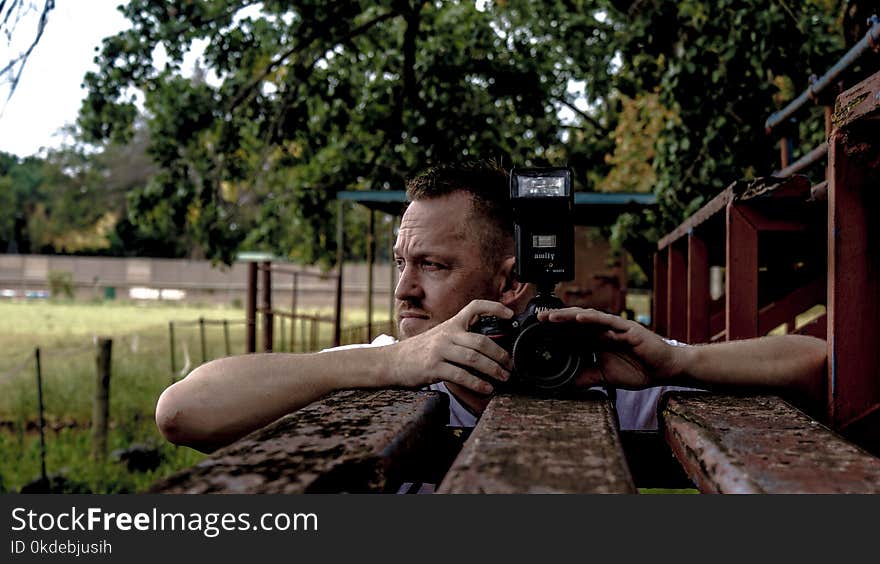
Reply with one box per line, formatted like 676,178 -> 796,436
0,0 -> 131,158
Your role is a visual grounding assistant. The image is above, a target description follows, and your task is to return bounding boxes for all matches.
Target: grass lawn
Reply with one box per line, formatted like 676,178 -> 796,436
0,299 -> 386,493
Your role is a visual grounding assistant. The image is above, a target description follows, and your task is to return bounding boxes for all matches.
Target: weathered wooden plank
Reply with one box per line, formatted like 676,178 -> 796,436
437,392 -> 637,494
661,393 -> 880,493
150,389 -> 449,493
828,70 -> 880,445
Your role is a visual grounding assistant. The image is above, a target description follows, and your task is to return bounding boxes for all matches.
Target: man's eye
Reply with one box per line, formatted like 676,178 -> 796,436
394,259 -> 405,271
422,261 -> 445,271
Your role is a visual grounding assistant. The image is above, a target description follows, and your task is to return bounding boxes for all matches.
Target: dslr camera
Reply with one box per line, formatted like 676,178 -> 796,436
470,167 -> 597,395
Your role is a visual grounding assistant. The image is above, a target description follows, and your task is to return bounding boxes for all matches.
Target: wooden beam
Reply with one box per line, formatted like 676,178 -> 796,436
662,393 -> 880,493
437,393 -> 636,493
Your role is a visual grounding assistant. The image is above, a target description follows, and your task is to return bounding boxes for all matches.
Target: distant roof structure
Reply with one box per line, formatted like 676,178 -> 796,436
337,190 -> 656,226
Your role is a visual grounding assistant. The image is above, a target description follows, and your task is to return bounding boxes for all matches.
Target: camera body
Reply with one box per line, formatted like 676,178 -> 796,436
469,166 -> 596,395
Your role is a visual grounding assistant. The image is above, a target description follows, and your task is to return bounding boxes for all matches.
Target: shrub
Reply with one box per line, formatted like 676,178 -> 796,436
47,271 -> 74,300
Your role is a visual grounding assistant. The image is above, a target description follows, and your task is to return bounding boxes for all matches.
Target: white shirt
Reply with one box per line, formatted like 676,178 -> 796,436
322,334 -> 697,431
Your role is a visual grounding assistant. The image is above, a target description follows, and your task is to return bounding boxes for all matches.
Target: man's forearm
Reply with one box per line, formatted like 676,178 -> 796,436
155,346 -> 395,452
671,334 -> 827,410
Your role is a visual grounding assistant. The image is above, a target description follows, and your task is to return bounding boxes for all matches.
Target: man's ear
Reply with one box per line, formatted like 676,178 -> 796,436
496,256 -> 531,309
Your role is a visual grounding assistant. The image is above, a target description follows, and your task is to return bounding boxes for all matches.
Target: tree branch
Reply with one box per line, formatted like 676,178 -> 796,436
227,10 -> 398,112
554,96 -> 608,134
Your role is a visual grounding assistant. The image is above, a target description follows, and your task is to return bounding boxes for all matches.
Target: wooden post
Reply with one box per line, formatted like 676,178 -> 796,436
261,261 -> 273,352
198,316 -> 207,363
168,321 -> 177,382
666,242 -> 687,342
726,203 -> 759,340
34,347 -> 47,483
290,273 -> 298,352
390,215 -> 397,335
827,72 -> 880,441
246,262 -> 257,353
223,319 -> 231,356
92,338 -> 112,462
367,209 -> 375,343
334,201 -> 344,347
687,232 -> 710,344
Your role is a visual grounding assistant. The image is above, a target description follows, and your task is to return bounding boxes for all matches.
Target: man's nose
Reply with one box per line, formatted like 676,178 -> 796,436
394,265 -> 423,301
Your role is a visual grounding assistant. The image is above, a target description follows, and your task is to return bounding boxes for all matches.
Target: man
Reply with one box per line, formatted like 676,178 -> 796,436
155,161 -> 827,454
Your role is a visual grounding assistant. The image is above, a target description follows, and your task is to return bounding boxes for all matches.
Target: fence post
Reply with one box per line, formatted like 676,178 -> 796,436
199,316 -> 207,364
261,261 -> 273,352
246,262 -> 257,353
34,347 -> 47,483
290,273 -> 298,352
92,338 -> 112,462
334,200 -> 344,347
367,209 -> 375,343
223,319 -> 231,356
168,321 -> 177,383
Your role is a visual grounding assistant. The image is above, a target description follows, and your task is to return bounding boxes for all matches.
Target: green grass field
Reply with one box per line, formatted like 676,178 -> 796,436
0,299 -> 387,493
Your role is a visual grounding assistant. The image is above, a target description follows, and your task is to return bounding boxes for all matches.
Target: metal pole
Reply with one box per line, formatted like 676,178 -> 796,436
223,319 -> 231,356
34,348 -> 47,483
246,262 -> 257,353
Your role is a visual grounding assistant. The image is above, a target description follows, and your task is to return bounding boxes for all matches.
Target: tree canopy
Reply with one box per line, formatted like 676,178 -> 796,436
10,0 -> 864,277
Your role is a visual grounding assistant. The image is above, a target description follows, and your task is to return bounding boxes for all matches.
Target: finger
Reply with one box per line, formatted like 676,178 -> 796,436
437,362 -> 495,395
454,299 -> 514,328
451,332 -> 513,370
443,343 -> 510,382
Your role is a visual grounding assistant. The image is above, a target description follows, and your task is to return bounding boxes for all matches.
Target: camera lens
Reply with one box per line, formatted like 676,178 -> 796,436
511,322 -> 582,393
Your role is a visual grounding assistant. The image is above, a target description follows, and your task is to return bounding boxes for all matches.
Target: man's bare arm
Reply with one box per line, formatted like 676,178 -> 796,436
155,299 -> 513,453
155,347 -> 395,453
540,308 -> 827,415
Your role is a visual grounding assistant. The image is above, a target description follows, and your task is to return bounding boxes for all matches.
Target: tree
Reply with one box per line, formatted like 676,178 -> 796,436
77,0 -> 852,276
78,0 -> 619,265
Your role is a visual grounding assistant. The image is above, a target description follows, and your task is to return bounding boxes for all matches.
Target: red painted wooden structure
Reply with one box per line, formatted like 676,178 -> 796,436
653,67 -> 880,454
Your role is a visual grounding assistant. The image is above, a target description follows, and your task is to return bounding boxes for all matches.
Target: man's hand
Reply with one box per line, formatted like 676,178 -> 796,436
387,300 -> 515,395
537,307 -> 685,390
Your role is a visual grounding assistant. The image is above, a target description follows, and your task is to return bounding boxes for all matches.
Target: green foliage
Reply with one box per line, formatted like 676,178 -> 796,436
60,0 -> 852,271
602,0 -> 846,272
78,0 -> 620,265
46,270 -> 74,300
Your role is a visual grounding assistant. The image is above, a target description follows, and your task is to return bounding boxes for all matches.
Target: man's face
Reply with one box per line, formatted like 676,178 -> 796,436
394,192 -> 501,339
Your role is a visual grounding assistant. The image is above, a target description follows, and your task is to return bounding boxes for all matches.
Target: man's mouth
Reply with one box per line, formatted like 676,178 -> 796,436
398,311 -> 429,321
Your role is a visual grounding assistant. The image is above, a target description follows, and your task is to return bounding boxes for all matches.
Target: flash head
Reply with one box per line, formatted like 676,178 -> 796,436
511,167 -> 571,199
509,166 -> 575,286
